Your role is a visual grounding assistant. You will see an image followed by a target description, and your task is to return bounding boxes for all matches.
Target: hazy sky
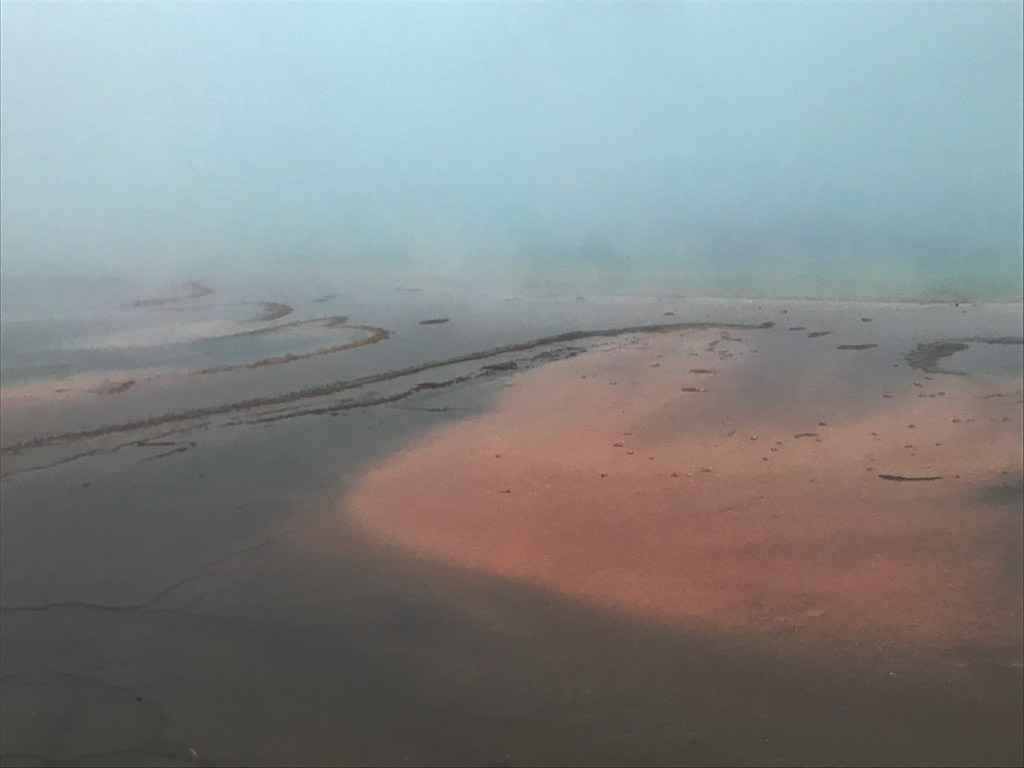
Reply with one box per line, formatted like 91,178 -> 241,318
1,1 -> 1021,297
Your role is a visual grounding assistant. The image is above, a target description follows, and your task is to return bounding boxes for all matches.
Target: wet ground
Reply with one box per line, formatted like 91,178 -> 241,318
1,279 -> 1021,766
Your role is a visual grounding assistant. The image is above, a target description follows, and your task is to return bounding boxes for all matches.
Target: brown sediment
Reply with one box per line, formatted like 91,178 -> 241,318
877,474 -> 944,482
906,336 -> 1023,375
906,341 -> 970,374
793,433 -> 818,439
249,302 -> 293,323
689,368 -> 716,374
0,424 -> 212,479
195,324 -> 391,374
88,379 -> 136,395
1,319 -> 774,454
961,336 -> 1024,345
419,318 -> 450,325
144,446 -> 191,461
240,374 -> 482,425
128,281 -> 212,308
216,315 -> 351,339
982,390 -> 1023,399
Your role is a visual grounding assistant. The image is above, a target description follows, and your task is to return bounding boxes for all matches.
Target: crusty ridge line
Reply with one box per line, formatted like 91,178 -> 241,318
1,320 -> 774,454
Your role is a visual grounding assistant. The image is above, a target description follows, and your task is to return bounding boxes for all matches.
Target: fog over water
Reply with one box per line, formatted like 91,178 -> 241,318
2,8 -> 1024,767
2,1 -> 1021,300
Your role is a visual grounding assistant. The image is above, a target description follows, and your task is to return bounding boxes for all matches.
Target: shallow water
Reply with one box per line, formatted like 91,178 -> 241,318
1,277 -> 1020,766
